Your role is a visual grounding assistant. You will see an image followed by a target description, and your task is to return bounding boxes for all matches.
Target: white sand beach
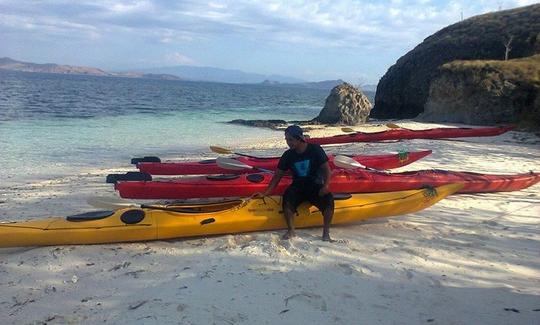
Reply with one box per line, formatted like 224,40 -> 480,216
1,121 -> 539,324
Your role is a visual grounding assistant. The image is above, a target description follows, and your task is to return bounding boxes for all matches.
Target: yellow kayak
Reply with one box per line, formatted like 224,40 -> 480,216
0,183 -> 462,247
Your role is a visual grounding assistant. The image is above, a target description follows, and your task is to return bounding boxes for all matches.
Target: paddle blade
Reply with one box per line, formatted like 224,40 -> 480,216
210,146 -> 234,154
386,123 -> 401,129
333,155 -> 366,169
87,196 -> 138,210
216,157 -> 253,171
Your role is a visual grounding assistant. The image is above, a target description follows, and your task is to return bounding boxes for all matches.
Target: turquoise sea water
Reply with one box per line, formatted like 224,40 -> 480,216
0,71 -> 343,182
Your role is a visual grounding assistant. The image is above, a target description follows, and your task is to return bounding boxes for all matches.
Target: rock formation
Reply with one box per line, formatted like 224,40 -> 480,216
372,4 -> 540,119
227,119 -> 288,129
313,83 -> 372,125
419,55 -> 540,128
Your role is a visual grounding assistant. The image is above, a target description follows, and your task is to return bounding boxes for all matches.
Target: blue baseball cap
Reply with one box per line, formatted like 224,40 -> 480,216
284,125 -> 305,142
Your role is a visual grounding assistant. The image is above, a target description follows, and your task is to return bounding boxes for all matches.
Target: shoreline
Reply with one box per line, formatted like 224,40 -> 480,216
1,120 -> 539,324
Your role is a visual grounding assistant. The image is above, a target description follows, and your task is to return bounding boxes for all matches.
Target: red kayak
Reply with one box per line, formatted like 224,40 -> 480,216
136,150 -> 432,175
115,168 -> 539,199
307,126 -> 514,145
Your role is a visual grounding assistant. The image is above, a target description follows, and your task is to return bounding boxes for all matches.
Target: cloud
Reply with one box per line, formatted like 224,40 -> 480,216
0,13 -> 100,40
2,0 -> 537,50
1,0 -> 537,75
165,52 -> 198,65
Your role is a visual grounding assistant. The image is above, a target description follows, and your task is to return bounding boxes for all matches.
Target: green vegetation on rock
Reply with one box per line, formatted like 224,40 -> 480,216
419,55 -> 540,130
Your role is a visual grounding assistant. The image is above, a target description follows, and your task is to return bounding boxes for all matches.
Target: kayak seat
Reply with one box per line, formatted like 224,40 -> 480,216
67,210 -> 115,222
120,210 -> 145,224
199,159 -> 217,164
206,174 -> 240,180
131,156 -> 161,164
106,172 -> 152,183
246,174 -> 265,183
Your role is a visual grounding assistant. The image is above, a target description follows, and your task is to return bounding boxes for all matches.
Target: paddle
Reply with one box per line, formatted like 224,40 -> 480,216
385,123 -> 402,129
341,127 -> 356,133
383,124 -> 481,142
343,124 -> 476,143
210,146 -> 261,158
217,155 -> 383,173
332,155 -> 385,172
131,145 -> 266,164
341,123 -> 404,133
87,196 -> 140,209
216,157 -> 273,173
87,197 -> 179,211
339,127 -> 402,143
87,196 -> 247,211
88,196 -> 220,210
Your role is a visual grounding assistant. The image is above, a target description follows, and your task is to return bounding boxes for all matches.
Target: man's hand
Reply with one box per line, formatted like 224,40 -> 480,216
318,185 -> 330,196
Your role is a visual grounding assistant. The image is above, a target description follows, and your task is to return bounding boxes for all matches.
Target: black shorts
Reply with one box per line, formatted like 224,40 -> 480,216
282,182 -> 334,212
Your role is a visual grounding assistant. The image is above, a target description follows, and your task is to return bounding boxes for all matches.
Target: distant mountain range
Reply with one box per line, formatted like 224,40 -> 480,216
260,79 -> 376,91
137,65 -> 306,84
260,79 -> 344,89
0,57 -> 377,91
0,57 -> 181,81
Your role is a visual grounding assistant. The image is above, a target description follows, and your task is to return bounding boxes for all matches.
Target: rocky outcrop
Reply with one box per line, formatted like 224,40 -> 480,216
228,83 -> 373,129
418,55 -> 540,129
372,4 -> 540,119
227,119 -> 288,129
313,83 -> 372,125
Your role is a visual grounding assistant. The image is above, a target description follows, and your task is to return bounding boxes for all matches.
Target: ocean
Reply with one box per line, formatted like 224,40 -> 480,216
0,70 -> 356,183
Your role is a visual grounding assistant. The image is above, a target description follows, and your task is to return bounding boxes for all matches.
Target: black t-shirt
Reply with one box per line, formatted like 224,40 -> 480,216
277,143 -> 329,184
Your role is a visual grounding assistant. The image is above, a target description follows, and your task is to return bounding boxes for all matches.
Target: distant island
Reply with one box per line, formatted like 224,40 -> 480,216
138,64 -> 307,84
0,57 -> 181,81
260,79 -> 344,89
0,57 -> 370,90
260,79 -> 377,91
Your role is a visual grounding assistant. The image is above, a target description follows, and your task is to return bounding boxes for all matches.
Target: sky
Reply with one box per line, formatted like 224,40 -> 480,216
0,0 -> 537,83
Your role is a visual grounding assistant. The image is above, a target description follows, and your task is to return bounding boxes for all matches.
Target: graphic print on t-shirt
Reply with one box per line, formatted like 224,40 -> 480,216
293,160 -> 310,177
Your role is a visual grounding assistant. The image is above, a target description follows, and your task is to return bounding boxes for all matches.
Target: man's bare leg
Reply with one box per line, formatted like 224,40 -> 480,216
321,206 -> 334,242
282,207 -> 296,239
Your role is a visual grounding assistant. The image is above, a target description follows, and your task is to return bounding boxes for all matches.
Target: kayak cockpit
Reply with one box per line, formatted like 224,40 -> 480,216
66,210 -> 115,222
66,210 -> 146,224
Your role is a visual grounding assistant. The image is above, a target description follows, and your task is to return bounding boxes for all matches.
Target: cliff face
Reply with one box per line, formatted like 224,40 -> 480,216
372,4 -> 540,119
419,55 -> 540,129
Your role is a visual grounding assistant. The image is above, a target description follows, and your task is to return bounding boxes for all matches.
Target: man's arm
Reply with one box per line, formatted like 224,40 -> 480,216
318,162 -> 331,196
257,169 -> 285,197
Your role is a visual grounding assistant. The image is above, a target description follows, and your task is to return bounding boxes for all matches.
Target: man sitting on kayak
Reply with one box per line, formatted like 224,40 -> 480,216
255,125 -> 335,241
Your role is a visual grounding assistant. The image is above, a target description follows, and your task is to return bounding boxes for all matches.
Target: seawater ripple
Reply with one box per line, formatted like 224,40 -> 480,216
1,70 -> 349,182
0,70 -> 329,122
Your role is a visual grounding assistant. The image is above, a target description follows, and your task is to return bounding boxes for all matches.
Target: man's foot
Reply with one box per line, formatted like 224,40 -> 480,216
282,230 -> 296,240
323,235 -> 336,243
322,232 -> 335,242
